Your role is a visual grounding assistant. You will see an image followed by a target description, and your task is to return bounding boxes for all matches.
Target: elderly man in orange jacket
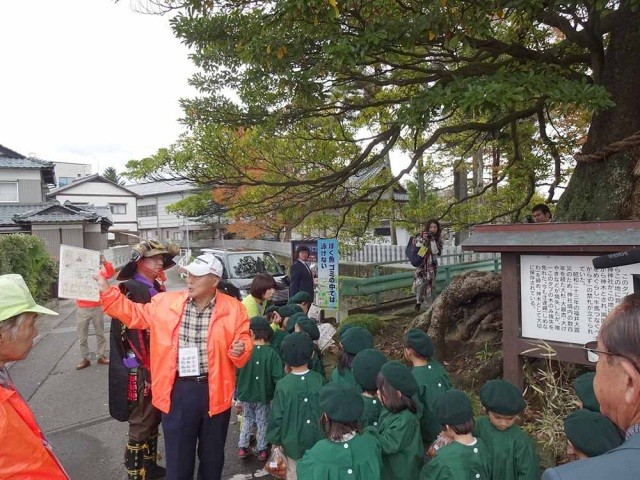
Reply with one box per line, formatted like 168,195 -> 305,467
96,252 -> 253,480
0,274 -> 69,479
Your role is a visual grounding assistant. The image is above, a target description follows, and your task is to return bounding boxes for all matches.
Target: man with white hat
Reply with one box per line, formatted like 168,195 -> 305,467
96,252 -> 253,480
0,274 -> 69,479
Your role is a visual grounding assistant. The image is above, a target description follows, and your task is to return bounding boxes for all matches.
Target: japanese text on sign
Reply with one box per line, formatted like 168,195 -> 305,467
315,238 -> 339,309
521,255 -> 637,345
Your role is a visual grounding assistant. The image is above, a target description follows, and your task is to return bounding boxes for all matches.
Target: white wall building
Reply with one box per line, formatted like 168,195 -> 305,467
47,174 -> 140,243
53,162 -> 92,188
126,180 -> 209,245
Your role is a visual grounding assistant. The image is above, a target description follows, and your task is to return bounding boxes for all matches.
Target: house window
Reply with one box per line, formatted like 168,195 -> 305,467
173,231 -> 184,241
165,230 -> 170,239
137,204 -> 157,217
58,177 -> 73,187
109,203 -> 127,214
374,227 -> 391,236
0,182 -> 18,202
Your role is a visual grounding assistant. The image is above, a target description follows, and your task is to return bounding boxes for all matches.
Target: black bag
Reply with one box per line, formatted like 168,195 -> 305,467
406,236 -> 423,268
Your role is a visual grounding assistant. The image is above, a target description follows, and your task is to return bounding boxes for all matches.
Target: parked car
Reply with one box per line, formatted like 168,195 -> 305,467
199,248 -> 290,305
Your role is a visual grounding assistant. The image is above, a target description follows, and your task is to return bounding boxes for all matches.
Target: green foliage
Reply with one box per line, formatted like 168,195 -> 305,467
339,313 -> 387,335
103,166 -> 125,186
128,0 -> 637,228
0,234 -> 58,304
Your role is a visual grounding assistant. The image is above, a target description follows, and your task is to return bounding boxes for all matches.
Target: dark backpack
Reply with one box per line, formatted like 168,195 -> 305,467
406,236 -> 424,267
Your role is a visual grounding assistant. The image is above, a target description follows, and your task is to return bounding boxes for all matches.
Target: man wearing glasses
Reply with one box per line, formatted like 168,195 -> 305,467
543,294 -> 640,479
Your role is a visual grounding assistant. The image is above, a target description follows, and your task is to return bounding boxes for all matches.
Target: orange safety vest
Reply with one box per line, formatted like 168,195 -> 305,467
101,286 -> 253,416
0,386 -> 69,479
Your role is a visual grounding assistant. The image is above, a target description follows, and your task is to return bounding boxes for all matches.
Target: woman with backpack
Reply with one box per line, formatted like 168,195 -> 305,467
410,219 -> 443,312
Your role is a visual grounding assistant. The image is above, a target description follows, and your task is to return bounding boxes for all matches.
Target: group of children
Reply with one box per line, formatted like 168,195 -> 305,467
234,295 -> 621,480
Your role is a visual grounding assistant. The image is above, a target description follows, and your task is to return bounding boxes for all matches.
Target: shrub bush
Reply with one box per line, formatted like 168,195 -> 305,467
0,234 -> 58,303
339,313 -> 387,335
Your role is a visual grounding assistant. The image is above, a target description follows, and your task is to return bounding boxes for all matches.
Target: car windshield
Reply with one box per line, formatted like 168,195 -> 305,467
226,252 -> 283,279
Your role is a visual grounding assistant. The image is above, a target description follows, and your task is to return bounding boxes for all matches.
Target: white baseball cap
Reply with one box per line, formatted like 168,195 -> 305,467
181,253 -> 224,277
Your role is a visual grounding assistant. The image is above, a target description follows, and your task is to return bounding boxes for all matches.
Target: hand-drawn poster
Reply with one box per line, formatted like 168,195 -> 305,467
521,255 -> 640,345
58,245 -> 100,301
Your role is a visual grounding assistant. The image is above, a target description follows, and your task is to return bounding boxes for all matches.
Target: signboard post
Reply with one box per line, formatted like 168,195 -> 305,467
462,221 -> 640,387
315,238 -> 339,310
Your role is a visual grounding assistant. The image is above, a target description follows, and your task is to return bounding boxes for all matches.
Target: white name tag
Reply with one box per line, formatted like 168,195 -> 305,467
178,347 -> 200,377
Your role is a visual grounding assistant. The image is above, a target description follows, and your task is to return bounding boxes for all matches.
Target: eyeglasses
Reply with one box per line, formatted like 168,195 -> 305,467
583,340 -> 640,372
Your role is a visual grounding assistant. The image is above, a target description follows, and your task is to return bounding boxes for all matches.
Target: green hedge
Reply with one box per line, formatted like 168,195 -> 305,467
0,234 -> 58,304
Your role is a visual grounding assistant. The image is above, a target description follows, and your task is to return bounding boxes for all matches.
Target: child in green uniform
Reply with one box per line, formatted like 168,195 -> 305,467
473,379 -> 539,480
421,389 -> 492,480
573,371 -> 600,412
564,409 -> 622,459
330,326 -> 373,390
286,312 -> 306,334
296,316 -> 325,377
405,328 -> 453,446
352,348 -> 388,428
288,290 -> 312,315
266,305 -> 287,354
236,316 -> 284,461
298,383 -> 383,480
267,332 -> 325,480
367,361 -> 423,480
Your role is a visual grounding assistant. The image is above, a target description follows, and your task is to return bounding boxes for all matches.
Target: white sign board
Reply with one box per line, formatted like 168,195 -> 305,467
521,255 -> 638,345
58,245 -> 100,301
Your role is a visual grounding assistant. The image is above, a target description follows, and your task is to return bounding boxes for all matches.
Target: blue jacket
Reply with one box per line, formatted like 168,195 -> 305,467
289,260 -> 314,303
542,433 -> 640,480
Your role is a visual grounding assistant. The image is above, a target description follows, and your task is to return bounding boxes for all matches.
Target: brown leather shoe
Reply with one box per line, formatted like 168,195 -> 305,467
97,356 -> 110,365
76,359 -> 91,370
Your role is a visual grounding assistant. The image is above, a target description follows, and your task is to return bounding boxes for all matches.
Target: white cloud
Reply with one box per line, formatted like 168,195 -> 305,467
0,0 -> 196,175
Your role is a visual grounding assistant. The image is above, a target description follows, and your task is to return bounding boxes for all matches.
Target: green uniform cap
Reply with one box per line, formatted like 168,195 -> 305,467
380,361 -> 418,397
265,305 -> 279,315
286,312 -> 307,334
319,383 -> 364,423
0,274 -> 58,322
437,389 -> 474,425
288,291 -> 312,305
280,332 -> 314,367
278,304 -> 299,319
404,328 -> 434,359
564,409 -> 622,457
338,323 -> 355,340
297,317 -> 320,340
480,379 -> 526,415
250,316 -> 271,331
352,348 -> 388,392
573,372 -> 600,412
340,326 -> 374,355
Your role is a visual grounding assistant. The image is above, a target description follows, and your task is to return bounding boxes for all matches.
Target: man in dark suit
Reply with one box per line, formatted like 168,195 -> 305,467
542,293 -> 640,479
289,245 -> 315,304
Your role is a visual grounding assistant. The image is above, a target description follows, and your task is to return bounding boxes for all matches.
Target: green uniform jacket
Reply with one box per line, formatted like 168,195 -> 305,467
297,432 -> 383,480
309,347 -> 325,377
235,345 -> 284,403
271,329 -> 287,356
473,415 -> 540,480
366,407 -> 424,480
360,395 -> 383,428
412,361 -> 453,445
330,367 -> 362,393
420,438 -> 492,480
266,370 -> 325,460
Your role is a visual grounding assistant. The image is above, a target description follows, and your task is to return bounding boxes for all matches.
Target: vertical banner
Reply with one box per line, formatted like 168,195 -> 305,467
316,238 -> 339,309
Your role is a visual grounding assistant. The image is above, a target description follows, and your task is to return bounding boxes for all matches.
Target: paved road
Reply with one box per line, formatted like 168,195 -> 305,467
8,266 -> 271,480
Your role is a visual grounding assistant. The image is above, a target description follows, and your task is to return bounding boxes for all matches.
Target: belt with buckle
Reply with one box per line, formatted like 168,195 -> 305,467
178,374 -> 209,383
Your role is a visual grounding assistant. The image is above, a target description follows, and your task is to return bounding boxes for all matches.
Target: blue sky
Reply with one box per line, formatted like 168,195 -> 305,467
0,0 -> 196,176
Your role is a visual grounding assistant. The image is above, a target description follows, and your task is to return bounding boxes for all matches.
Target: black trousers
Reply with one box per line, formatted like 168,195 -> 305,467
162,378 -> 231,480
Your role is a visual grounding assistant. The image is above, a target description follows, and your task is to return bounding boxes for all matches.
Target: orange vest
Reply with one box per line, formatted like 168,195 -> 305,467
101,286 -> 253,415
0,386 -> 69,479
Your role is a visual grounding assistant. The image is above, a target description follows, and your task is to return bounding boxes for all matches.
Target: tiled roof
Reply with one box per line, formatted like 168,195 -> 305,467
0,144 -> 26,159
126,179 -> 196,196
0,201 -> 113,226
0,157 -> 54,169
47,173 -> 142,198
